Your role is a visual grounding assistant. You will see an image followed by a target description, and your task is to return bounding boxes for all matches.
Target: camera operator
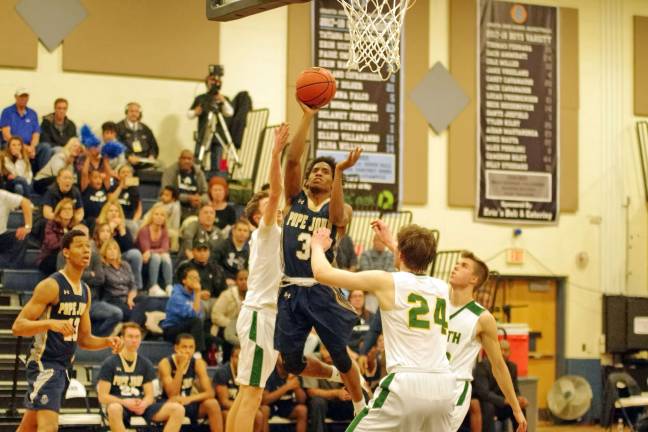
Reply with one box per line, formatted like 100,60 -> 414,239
187,67 -> 234,173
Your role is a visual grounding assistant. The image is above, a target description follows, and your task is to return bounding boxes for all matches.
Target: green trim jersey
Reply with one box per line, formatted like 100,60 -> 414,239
447,300 -> 486,380
382,273 -> 451,373
243,220 -> 282,310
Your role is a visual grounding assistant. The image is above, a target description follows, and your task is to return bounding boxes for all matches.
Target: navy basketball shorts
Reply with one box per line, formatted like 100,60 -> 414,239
275,283 -> 358,356
120,400 -> 165,426
24,361 -> 69,412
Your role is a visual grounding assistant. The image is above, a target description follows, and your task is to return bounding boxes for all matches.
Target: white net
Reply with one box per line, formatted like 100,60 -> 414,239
337,0 -> 413,80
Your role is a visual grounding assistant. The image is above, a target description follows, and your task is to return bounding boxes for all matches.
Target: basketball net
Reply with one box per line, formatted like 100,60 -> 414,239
337,0 -> 413,80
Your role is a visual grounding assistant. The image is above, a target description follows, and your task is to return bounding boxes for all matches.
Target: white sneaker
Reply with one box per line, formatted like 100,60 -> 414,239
165,285 -> 174,296
148,284 -> 167,297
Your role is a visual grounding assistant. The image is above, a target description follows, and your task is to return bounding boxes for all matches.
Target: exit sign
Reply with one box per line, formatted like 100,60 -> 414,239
506,248 -> 525,264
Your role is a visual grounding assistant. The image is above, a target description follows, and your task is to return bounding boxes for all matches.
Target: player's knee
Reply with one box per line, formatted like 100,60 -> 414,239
204,398 -> 221,414
328,348 -> 352,373
169,401 -> 185,419
37,422 -> 58,432
282,351 -> 307,375
106,402 -> 123,419
293,403 -> 307,420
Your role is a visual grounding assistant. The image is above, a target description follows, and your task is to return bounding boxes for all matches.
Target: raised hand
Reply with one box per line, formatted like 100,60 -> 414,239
371,219 -> 395,251
273,123 -> 290,156
296,97 -> 320,117
311,228 -> 332,252
336,147 -> 362,172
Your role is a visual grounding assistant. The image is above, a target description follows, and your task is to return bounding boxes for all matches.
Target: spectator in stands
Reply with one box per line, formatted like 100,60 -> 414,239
473,339 -> 528,432
364,334 -> 387,390
213,346 -> 269,431
39,98 -> 77,148
161,263 -> 206,353
100,239 -> 138,324
82,169 -> 109,231
38,198 -> 75,275
180,204 -> 222,260
97,322 -> 185,432
116,102 -> 159,170
208,176 -> 236,231
336,234 -> 358,272
109,164 -> 142,237
77,135 -> 113,191
145,185 -> 181,252
210,268 -> 247,337
158,334 -> 223,431
137,204 -> 173,296
42,168 -> 84,224
212,219 -> 250,284
1,135 -> 33,196
0,188 -> 32,268
357,234 -> 395,313
302,344 -> 355,431
178,236 -> 226,316
1,88 -> 53,172
101,121 -> 127,171
262,370 -> 308,432
33,137 -> 84,194
162,150 -> 208,220
347,290 -> 374,357
97,200 -> 143,291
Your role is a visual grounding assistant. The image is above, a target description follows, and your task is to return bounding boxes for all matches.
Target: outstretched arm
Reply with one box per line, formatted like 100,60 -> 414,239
311,228 -> 394,309
264,123 -> 289,226
478,313 -> 527,432
329,148 -> 362,228
284,102 -> 319,202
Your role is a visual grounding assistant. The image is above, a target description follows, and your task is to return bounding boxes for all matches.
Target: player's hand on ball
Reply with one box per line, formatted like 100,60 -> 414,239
273,123 -> 290,156
311,228 -> 332,251
296,97 -> 319,116
107,336 -> 123,353
337,147 -> 363,172
50,320 -> 75,336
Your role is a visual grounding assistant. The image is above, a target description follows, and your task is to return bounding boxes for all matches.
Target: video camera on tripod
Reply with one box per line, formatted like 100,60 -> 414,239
196,64 -> 240,173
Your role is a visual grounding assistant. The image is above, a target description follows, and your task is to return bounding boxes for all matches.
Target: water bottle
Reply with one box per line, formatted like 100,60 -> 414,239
617,418 -> 624,432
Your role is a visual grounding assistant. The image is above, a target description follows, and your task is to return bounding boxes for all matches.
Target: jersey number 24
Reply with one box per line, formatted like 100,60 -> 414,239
407,293 -> 447,334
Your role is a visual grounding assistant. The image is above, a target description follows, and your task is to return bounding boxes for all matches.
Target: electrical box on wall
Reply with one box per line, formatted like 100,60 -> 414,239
506,248 -> 525,264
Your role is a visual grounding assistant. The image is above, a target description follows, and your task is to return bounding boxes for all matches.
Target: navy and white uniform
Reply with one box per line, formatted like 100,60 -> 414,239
24,271 -> 88,412
275,191 -> 357,360
163,355 -> 202,423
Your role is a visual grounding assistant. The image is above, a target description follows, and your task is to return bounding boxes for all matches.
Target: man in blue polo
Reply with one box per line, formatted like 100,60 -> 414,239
1,87 -> 53,172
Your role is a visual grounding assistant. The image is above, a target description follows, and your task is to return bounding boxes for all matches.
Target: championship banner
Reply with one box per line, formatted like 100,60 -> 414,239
477,0 -> 558,223
313,0 -> 401,210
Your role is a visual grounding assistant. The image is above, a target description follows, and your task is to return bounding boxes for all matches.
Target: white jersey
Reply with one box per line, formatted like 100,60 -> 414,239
381,272 -> 451,373
243,220 -> 283,310
447,300 -> 486,380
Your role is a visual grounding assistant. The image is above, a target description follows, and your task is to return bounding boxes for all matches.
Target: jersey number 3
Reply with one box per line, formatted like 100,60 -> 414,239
407,293 -> 447,334
296,232 -> 312,261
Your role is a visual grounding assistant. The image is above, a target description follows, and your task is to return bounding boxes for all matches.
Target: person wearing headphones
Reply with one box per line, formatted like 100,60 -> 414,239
116,102 -> 159,170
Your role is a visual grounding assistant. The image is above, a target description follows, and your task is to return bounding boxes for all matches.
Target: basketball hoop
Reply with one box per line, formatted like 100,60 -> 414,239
337,0 -> 414,80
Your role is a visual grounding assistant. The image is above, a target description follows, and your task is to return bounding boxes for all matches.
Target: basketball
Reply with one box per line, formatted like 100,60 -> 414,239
296,67 -> 337,108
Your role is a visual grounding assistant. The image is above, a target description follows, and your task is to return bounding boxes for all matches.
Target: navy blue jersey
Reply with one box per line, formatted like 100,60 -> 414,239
98,354 -> 156,399
28,271 -> 89,369
282,191 -> 337,278
165,355 -> 196,397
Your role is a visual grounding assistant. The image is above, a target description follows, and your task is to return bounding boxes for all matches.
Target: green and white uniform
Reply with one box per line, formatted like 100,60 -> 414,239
348,273 -> 456,432
447,300 -> 486,431
236,220 -> 282,387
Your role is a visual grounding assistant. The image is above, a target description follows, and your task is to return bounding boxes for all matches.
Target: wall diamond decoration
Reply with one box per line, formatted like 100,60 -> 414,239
16,0 -> 87,52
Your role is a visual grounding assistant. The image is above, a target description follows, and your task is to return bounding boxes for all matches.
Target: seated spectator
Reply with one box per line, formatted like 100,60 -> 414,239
364,334 -> 387,390
302,344 -> 355,431
357,234 -> 395,313
97,200 -> 143,291
116,102 -> 159,169
97,323 -> 185,432
212,219 -> 250,284
101,239 -> 138,322
82,169 -> 109,231
336,234 -> 358,271
33,137 -> 83,194
92,221 -> 113,251
145,185 -> 181,251
178,236 -> 226,317
109,164 -> 142,237
473,340 -> 528,432
39,98 -> 77,148
180,204 -> 222,260
42,168 -> 84,224
208,176 -> 236,231
262,370 -> 308,432
77,134 -> 113,191
0,188 -> 32,268
161,263 -> 206,353
348,290 -> 374,356
1,135 -> 33,196
162,150 -> 208,221
136,204 -> 173,296
101,121 -> 127,171
38,198 -> 75,275
210,268 -> 247,337
158,334 -> 223,430
1,88 -> 53,172
213,346 -> 269,431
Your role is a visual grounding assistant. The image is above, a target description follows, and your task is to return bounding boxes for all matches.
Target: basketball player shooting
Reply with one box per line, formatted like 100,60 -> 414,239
275,100 -> 367,415
12,230 -> 122,432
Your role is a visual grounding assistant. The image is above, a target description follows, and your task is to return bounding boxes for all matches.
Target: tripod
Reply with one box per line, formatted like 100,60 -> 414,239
197,106 -> 241,174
